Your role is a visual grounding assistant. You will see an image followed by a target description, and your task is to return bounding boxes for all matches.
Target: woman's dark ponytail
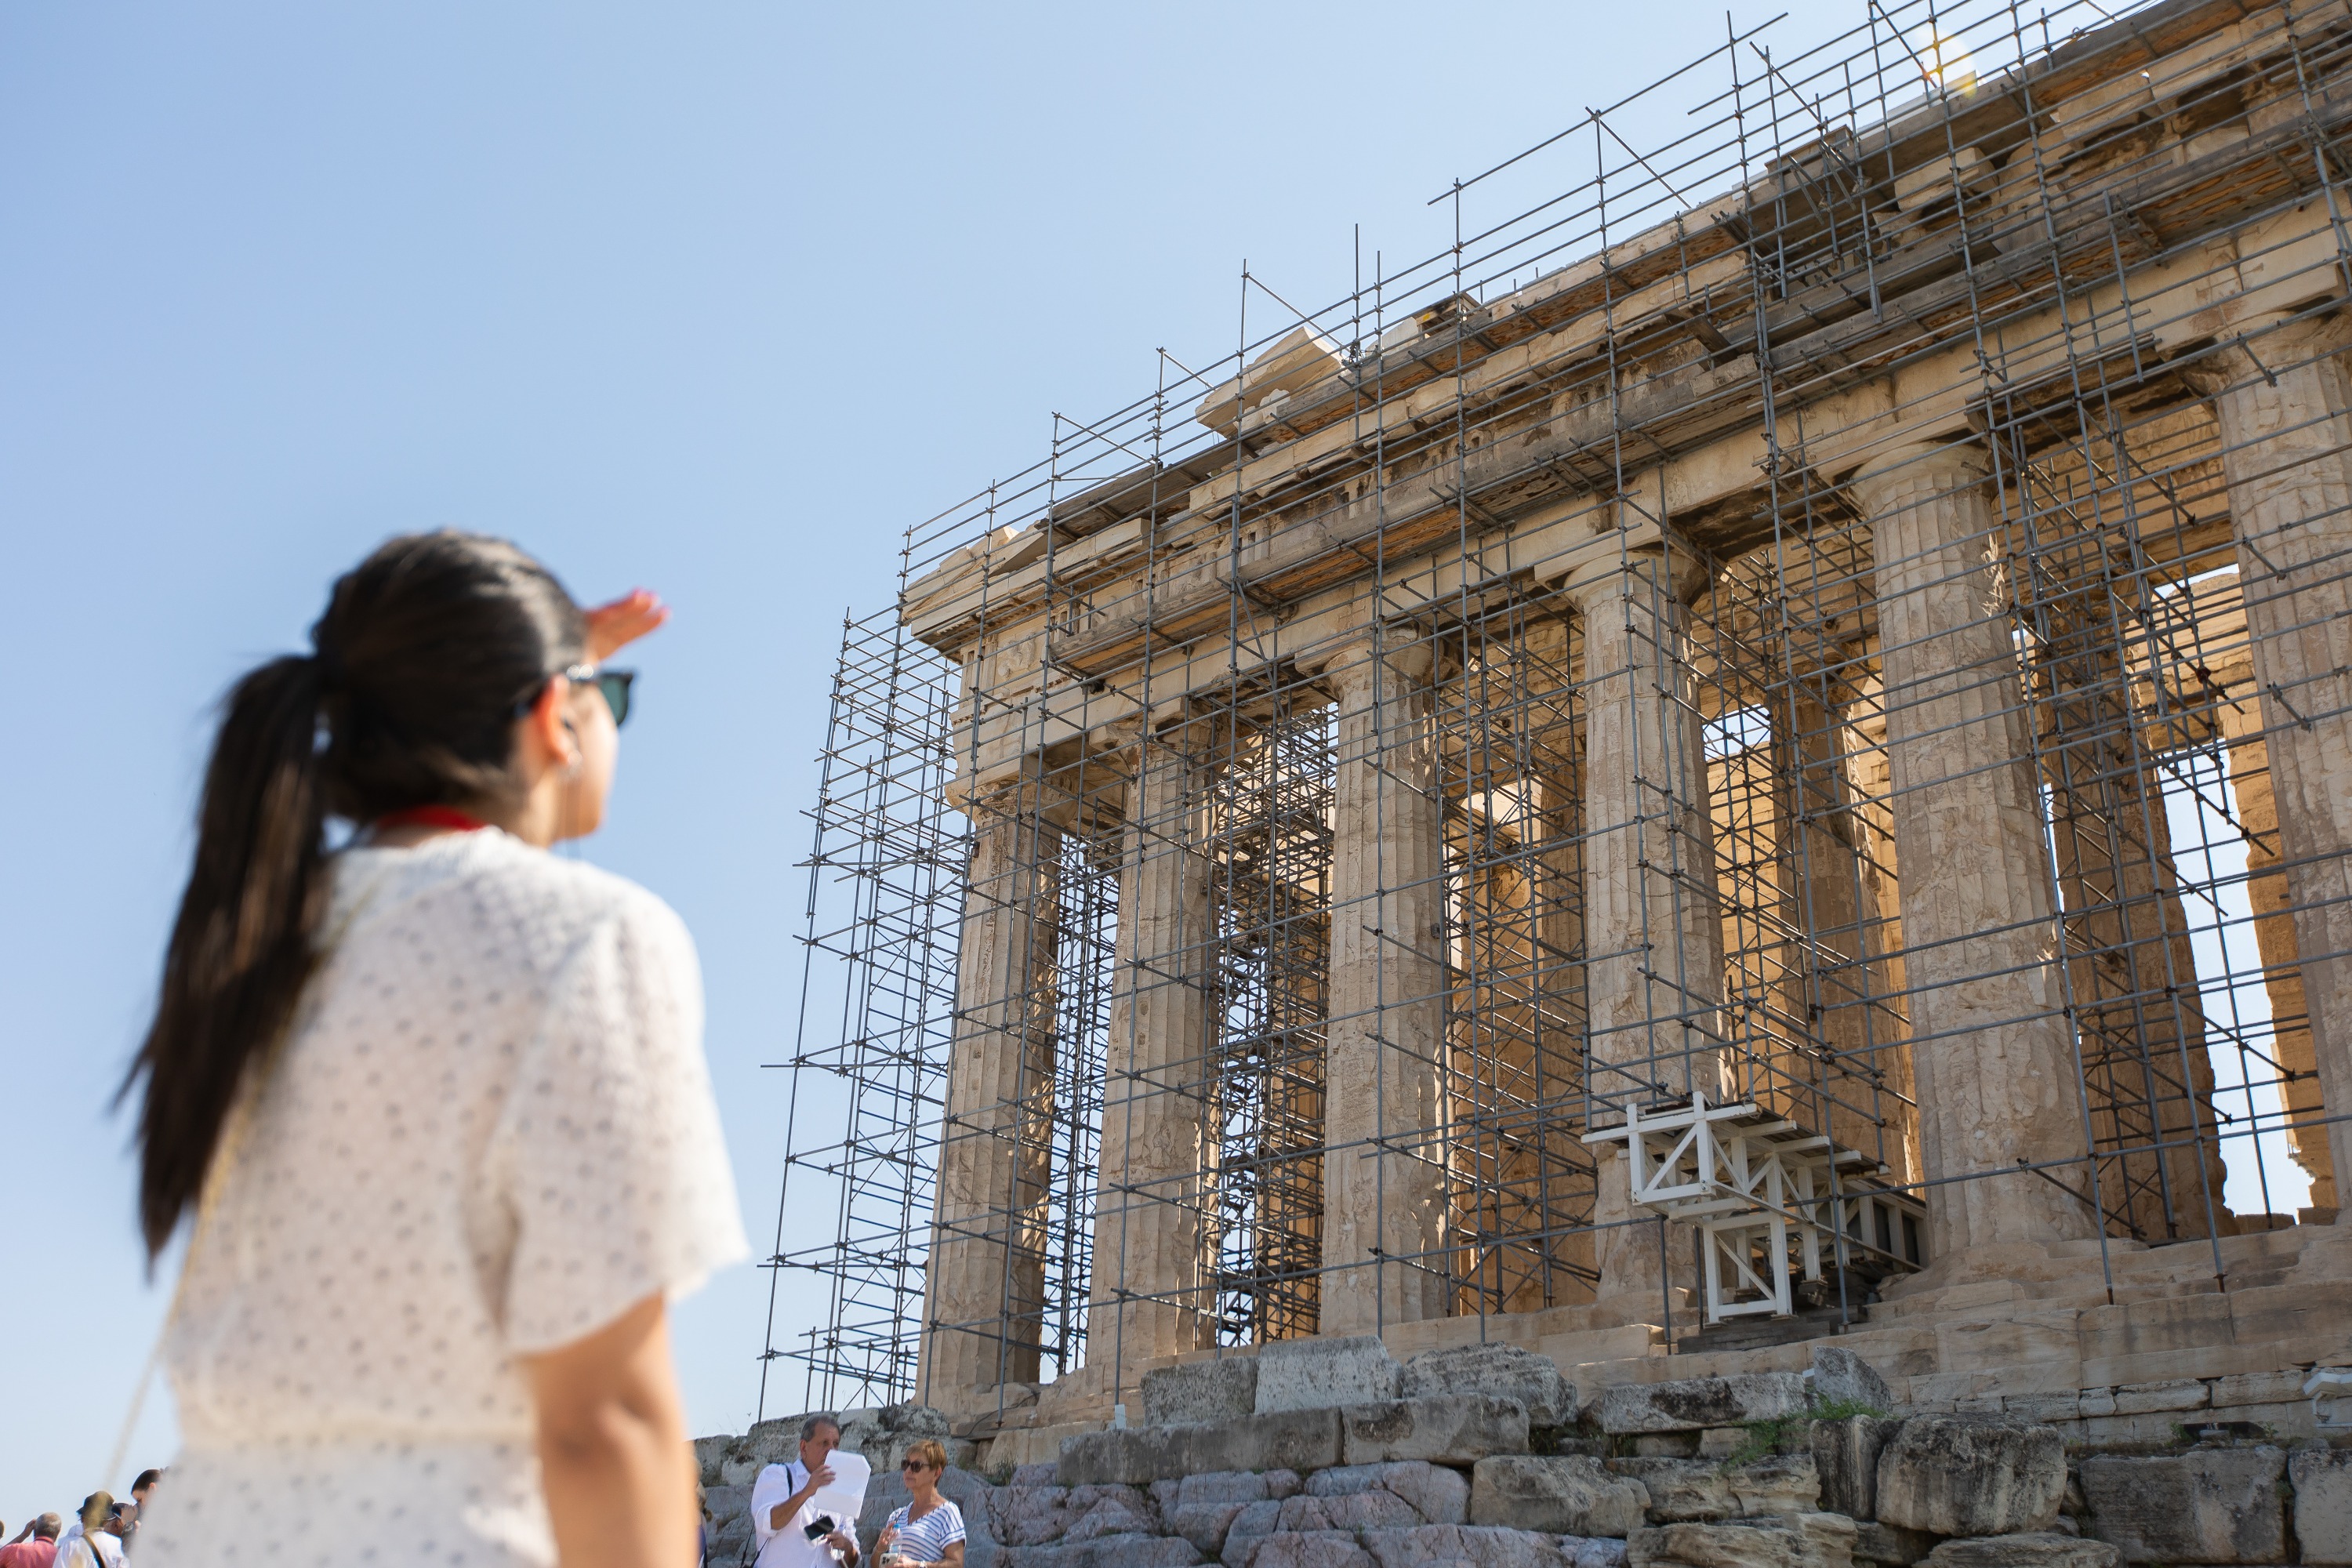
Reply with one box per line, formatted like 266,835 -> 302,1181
126,531 -> 586,1258
129,655 -> 335,1255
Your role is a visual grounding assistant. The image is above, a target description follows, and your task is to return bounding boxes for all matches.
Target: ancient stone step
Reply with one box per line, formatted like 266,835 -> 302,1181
1675,1307 -> 1856,1359
1398,1344 -> 1576,1428
1596,1373 -> 1812,1434
1256,1337 -> 1406,1417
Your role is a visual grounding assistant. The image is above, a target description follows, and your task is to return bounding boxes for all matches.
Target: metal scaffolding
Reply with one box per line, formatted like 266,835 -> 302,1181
760,0 -> 2352,1420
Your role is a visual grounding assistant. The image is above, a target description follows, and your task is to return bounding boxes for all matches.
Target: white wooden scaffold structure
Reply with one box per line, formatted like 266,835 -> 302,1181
1583,1090 -> 1929,1325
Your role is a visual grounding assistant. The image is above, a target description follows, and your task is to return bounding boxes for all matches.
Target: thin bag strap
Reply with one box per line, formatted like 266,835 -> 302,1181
103,864 -> 393,1486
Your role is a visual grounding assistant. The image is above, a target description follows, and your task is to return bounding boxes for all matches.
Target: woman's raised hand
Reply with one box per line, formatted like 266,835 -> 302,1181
584,590 -> 670,661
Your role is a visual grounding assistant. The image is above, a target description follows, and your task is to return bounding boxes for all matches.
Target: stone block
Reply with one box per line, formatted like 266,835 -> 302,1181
1189,1472 -> 1302,1506
1170,1504 -> 1250,1557
1401,1345 -> 1577,1428
1240,1533 -> 1374,1568
1146,1359 -> 1261,1428
1468,1457 -> 1650,1538
1630,1435 -> 1702,1459
1086,1536 -> 1206,1568
839,1404 -> 960,1472
1360,1523 -> 1576,1568
1623,1512 -> 1857,1568
993,1485 -> 1075,1544
703,1483 -> 753,1562
2078,1446 -> 2286,1563
1875,1415 -> 2064,1537
2294,1446 -> 2352,1565
1809,1347 -> 1895,1414
2212,1369 -> 2310,1408
1062,1411 -> 1343,1486
1344,1396 -> 1532,1465
1697,1428 -> 1748,1461
1308,1462 -> 1471,1525
1922,1536 -> 2119,1568
1606,1457 -> 1818,1524
1565,1542 -> 1628,1568
1258,1336 -> 1404,1415
1276,1494 -> 1424,1533
1066,1490 -> 1161,1544
1221,1502 -> 1283,1568
1849,1521 -> 1936,1566
2106,1379 -> 2207,1416
1599,1374 -> 1810,1435
1810,1417 -> 1903,1521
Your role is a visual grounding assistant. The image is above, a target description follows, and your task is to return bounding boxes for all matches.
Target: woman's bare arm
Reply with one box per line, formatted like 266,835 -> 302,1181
524,1294 -> 698,1568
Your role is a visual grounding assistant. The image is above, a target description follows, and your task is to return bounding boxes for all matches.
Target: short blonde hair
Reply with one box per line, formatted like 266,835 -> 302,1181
902,1439 -> 948,1473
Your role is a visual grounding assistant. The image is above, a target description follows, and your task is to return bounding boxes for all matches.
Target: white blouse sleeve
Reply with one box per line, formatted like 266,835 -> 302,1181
494,887 -> 748,1354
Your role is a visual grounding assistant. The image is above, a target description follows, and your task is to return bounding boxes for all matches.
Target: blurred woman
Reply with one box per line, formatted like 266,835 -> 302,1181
125,533 -> 746,1567
877,1442 -> 963,1568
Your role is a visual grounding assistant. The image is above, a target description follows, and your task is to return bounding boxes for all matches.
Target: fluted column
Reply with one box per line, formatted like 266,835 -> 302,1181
1310,630 -> 1451,1335
1770,666 -> 1916,1178
2221,709 -> 2336,1210
1087,716 -> 1219,1379
919,793 -> 1062,1406
2184,312 -> 2352,1200
1450,612 -> 1590,1312
1566,544 -> 1727,1308
1852,440 -> 2095,1260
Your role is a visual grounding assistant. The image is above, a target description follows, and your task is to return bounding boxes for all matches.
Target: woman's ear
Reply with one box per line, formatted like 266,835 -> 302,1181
521,677 -> 575,771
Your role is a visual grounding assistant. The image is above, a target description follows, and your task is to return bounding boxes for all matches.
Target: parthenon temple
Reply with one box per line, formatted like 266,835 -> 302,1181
763,0 -> 2352,1462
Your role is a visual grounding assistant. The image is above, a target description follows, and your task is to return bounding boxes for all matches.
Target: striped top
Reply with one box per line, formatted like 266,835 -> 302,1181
883,1499 -> 965,1566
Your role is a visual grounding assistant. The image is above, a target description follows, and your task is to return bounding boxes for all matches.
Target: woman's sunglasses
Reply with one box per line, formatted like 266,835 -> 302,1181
516,666 -> 635,728
565,664 -> 635,728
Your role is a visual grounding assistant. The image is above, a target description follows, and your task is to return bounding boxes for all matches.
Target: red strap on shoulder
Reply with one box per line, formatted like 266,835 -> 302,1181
374,805 -> 490,834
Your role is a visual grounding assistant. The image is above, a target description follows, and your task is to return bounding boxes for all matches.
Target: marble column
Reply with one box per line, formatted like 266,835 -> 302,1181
1770,665 -> 1916,1178
1312,631 -> 1452,1335
2184,312 -> 2352,1200
1566,545 -> 1728,1307
1452,611 -> 1590,1312
919,792 -> 1062,1406
2222,711 -> 2337,1210
1087,717 -> 1219,1378
2038,637 -> 2232,1242
1851,440 -> 2096,1259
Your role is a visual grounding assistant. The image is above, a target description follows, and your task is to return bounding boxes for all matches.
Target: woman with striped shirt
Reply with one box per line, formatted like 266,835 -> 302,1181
877,1443 -> 964,1568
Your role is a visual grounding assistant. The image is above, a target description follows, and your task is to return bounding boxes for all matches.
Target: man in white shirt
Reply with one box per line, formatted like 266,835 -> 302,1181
750,1415 -> 863,1568
55,1497 -> 122,1568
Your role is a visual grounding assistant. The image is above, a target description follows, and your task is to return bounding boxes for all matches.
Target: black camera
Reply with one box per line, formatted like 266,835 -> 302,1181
804,1514 -> 840,1542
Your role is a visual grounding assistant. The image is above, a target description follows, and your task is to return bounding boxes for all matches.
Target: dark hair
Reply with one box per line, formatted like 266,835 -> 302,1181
132,1471 -> 162,1494
125,532 -> 586,1256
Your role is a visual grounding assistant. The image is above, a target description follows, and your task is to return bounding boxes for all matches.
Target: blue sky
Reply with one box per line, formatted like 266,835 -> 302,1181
0,0 -> 1871,1529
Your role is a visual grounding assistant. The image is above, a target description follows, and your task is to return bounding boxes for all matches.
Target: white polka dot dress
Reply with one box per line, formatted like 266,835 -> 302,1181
141,830 -> 748,1566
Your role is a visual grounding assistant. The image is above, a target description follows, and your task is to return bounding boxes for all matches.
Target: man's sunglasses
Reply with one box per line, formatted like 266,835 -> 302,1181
516,665 -> 635,728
